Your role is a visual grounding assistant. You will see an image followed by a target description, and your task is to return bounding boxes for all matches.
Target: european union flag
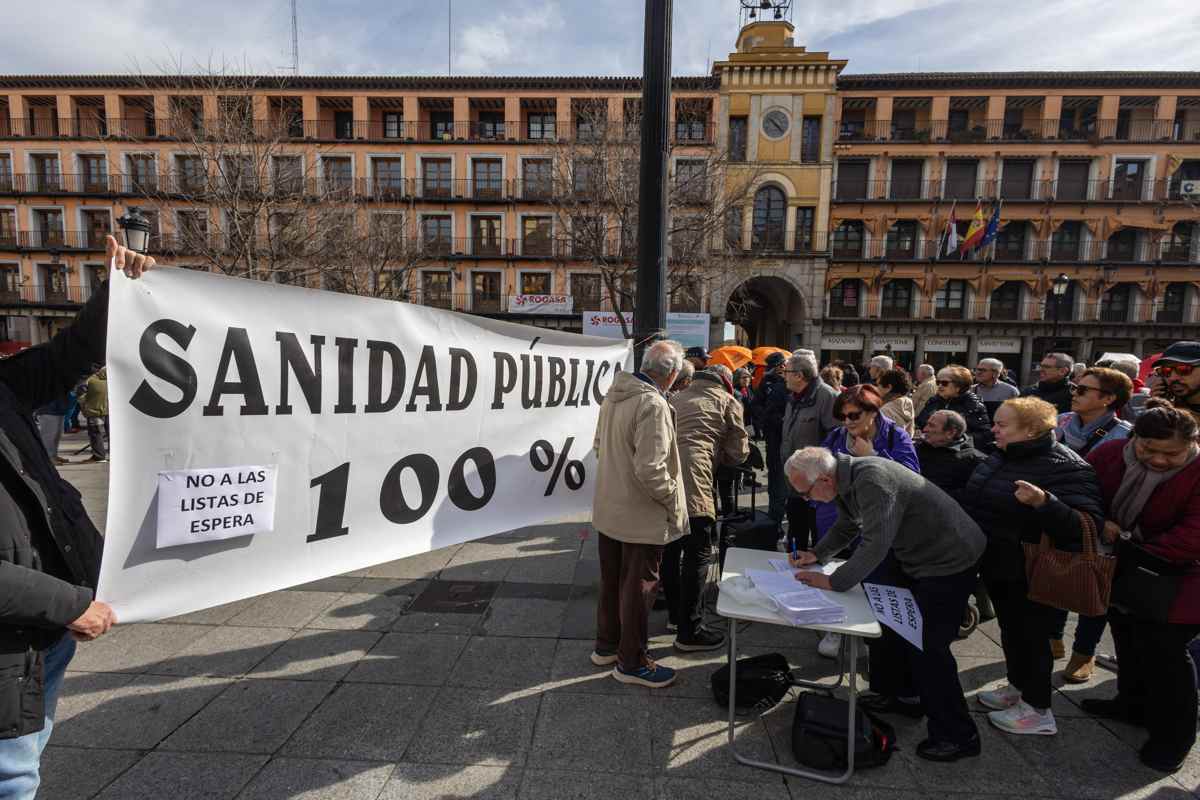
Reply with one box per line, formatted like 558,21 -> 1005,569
979,204 -> 1003,248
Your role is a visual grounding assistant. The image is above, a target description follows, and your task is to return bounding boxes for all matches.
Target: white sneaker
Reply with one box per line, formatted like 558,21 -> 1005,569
817,632 -> 841,659
988,700 -> 1057,736
977,683 -> 1022,711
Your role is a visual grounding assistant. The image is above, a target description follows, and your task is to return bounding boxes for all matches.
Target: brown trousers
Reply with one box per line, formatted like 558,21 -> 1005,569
595,532 -> 665,671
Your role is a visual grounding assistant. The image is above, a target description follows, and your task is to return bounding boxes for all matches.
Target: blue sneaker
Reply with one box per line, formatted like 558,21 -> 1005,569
612,660 -> 676,688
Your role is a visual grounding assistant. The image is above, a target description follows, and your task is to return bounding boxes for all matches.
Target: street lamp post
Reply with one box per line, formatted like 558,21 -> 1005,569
633,0 -> 673,363
117,207 -> 152,255
1050,272 -> 1070,345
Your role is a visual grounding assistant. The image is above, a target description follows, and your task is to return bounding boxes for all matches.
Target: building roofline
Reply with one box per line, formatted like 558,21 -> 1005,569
0,74 -> 721,92
837,71 -> 1200,90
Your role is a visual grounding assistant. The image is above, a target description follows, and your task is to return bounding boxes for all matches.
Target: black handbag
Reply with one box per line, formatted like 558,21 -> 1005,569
1111,538 -> 1187,621
711,653 -> 792,715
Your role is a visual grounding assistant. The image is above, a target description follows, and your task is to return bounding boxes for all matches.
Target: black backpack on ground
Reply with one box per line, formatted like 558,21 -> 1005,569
710,652 -> 792,715
791,691 -> 897,771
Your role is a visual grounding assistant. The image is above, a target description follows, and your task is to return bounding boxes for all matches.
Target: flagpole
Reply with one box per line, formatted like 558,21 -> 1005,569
990,199 -> 1003,261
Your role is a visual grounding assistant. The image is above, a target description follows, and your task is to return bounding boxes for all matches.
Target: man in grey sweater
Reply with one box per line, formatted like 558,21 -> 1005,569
785,447 -> 985,764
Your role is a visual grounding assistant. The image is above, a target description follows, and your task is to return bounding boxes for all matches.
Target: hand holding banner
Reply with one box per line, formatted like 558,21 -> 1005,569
98,267 -> 630,622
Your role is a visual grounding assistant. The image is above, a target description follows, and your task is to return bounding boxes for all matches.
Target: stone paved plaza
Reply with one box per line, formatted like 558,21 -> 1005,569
40,436 -> 1200,799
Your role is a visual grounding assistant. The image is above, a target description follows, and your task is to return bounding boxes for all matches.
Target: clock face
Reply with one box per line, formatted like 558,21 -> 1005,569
763,109 -> 790,139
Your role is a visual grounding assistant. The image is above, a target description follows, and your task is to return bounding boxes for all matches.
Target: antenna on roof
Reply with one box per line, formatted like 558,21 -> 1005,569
290,0 -> 300,74
448,0 -> 453,76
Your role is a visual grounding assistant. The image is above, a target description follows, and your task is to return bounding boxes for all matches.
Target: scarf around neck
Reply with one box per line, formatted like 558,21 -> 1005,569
1111,439 -> 1200,533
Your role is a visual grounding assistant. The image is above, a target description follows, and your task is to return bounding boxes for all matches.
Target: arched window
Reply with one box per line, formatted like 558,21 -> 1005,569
881,279 -> 914,318
1159,282 -> 1188,323
1163,222 -> 1193,262
990,281 -> 1022,321
1100,284 -> 1132,323
752,185 -> 787,251
828,279 -> 861,318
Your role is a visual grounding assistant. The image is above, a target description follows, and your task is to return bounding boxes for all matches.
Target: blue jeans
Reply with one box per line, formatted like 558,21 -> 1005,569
0,634 -> 76,800
1051,610 -> 1108,657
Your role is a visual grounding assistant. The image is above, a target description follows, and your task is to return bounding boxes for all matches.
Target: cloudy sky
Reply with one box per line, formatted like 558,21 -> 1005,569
3,0 -> 1198,77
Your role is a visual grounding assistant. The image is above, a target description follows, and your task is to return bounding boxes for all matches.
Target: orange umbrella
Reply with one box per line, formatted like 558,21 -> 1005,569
709,345 -> 753,371
751,346 -> 790,365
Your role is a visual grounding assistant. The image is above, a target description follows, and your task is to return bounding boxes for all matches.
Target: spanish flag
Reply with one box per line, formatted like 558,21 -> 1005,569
958,201 -> 986,254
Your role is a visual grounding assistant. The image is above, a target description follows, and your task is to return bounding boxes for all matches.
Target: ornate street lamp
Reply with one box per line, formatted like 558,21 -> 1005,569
117,207 -> 151,254
1051,272 -> 1070,342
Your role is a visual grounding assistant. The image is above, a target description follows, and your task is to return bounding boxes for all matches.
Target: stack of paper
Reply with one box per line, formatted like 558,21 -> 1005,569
745,568 -> 847,626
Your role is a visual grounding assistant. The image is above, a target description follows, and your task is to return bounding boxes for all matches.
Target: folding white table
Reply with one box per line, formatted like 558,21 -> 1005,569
717,547 -> 882,784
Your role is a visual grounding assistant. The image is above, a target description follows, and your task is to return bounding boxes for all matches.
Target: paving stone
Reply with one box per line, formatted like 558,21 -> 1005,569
93,751 -> 268,800
483,598 -> 569,638
520,769 -> 656,799
236,758 -> 395,800
160,679 -> 334,753
304,590 -> 415,631
658,775 -> 790,800
1007,715 -> 1188,798
957,655 -> 1089,718
527,692 -> 657,775
391,611 -> 486,635
69,622 -> 215,673
248,629 -> 381,681
282,683 -> 435,761
441,541 -> 518,581
287,575 -> 366,593
344,631 -> 470,685
406,686 -> 541,766
559,582 -> 600,640
226,590 -> 342,628
408,579 -> 498,614
506,551 -> 582,584
909,717 -> 1057,796
164,597 -> 258,626
572,557 -> 601,587
38,745 -> 142,800
53,674 -> 230,750
148,625 -> 294,677
379,764 -> 522,800
650,695 -> 778,783
350,545 -> 461,579
448,635 -> 557,689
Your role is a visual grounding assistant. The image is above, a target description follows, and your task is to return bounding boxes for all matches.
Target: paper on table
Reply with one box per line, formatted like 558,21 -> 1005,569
745,569 -> 846,626
767,558 -> 838,576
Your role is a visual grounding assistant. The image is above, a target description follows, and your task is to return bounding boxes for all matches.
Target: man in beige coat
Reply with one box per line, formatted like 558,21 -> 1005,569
592,340 -> 689,688
664,364 -> 748,652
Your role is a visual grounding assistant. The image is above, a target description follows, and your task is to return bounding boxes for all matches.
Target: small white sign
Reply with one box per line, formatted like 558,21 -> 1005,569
978,337 -> 1022,353
924,335 -> 968,353
862,582 -> 924,651
156,465 -> 279,549
871,335 -> 915,352
821,334 -> 864,350
507,294 -> 574,315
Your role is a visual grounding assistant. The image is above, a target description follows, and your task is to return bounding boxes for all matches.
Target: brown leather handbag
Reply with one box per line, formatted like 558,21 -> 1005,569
1023,511 -> 1116,616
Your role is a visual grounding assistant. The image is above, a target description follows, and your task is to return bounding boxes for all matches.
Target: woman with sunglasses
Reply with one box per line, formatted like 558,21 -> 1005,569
812,383 -> 920,657
1045,368 -> 1133,683
914,365 -> 994,451
1082,400 -> 1200,773
961,397 -> 1104,737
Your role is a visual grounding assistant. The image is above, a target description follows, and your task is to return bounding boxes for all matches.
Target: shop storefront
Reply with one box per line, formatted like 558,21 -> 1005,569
820,333 -> 865,370
871,335 -> 915,373
976,336 -> 1023,375
923,335 -> 969,369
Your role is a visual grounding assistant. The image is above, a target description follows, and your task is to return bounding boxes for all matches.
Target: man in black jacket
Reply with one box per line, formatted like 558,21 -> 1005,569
915,410 -> 987,498
0,236 -> 153,798
1022,352 -> 1074,413
752,352 -> 790,521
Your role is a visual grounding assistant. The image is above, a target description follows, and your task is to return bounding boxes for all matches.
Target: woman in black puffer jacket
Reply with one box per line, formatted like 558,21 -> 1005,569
961,396 -> 1104,738
914,365 -> 994,451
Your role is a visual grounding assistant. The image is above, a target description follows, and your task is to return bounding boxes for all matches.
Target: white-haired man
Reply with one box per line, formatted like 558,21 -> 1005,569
785,446 -> 986,763
592,340 -> 689,688
973,358 -> 1019,422
912,364 -> 937,418
868,354 -> 894,385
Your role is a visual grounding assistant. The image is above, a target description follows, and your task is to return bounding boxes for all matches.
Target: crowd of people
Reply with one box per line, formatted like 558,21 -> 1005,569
591,337 -> 1200,774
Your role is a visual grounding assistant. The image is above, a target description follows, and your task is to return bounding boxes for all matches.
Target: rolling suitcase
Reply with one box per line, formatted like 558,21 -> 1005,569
718,467 -> 781,569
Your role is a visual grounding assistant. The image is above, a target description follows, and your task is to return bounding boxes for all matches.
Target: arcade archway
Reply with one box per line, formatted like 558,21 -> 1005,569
724,275 -> 806,348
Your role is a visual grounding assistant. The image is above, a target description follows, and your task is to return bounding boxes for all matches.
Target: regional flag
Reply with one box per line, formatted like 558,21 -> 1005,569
941,206 -> 958,258
958,201 -> 986,254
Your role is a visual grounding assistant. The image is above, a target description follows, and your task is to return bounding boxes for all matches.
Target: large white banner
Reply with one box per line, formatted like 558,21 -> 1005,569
98,268 -> 631,622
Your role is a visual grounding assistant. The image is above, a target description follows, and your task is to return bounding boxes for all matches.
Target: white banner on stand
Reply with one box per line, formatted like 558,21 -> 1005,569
99,267 -> 631,622
862,582 -> 924,651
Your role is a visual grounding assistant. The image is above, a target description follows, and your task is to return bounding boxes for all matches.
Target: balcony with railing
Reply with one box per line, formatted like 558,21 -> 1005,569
0,283 -> 94,306
821,294 -> 1194,324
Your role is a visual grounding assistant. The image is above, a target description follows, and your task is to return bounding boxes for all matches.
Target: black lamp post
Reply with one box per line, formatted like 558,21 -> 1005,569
1050,272 -> 1070,343
117,207 -> 151,255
